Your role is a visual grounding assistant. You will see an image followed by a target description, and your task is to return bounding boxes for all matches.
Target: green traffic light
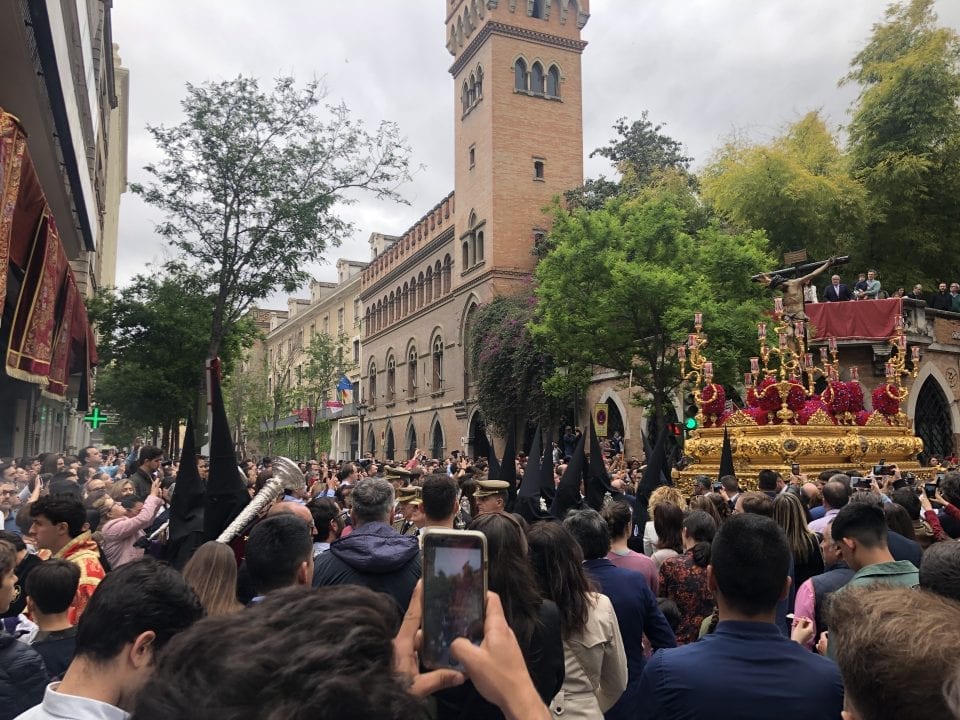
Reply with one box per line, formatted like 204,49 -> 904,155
684,417 -> 698,431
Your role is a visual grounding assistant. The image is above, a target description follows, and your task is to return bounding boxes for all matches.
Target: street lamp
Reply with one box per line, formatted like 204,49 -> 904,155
357,401 -> 367,461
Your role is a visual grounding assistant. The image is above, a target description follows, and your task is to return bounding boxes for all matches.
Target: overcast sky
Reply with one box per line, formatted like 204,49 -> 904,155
111,1 -> 960,305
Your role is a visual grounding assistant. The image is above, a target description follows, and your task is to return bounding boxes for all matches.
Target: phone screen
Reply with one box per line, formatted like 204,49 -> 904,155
924,483 -> 938,499
872,464 -> 884,476
791,463 -> 800,476
421,530 -> 487,670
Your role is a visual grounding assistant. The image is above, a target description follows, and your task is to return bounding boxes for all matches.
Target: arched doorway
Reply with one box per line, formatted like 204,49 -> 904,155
468,411 -> 489,460
405,423 -> 418,461
365,427 -> 376,459
914,377 -> 955,461
384,424 -> 395,461
431,420 -> 445,460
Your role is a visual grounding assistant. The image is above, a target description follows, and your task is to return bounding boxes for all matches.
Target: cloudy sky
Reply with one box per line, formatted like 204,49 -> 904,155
111,0 -> 960,303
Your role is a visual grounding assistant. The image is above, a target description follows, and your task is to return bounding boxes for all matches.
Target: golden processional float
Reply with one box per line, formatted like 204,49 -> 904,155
676,300 -> 929,493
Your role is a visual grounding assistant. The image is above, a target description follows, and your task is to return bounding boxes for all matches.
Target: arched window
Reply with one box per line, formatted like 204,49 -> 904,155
402,283 -> 409,316
386,356 -> 396,402
461,81 -> 469,114
476,230 -> 484,262
514,58 -> 528,92
475,65 -> 483,99
384,425 -> 395,461
468,73 -> 477,105
388,291 -> 395,324
376,300 -> 383,332
431,420 -> 445,461
368,362 -> 378,407
406,423 -> 418,459
408,347 -> 418,397
366,427 -> 376,457
532,0 -> 545,19
364,308 -> 371,337
443,255 -> 452,294
417,273 -> 425,308
432,336 -> 444,391
530,62 -> 544,95
547,65 -> 560,97
425,267 -> 434,304
462,240 -> 470,269
434,261 -> 442,298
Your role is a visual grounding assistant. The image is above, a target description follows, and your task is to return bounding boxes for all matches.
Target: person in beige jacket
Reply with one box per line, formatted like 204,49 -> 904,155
528,522 -> 628,718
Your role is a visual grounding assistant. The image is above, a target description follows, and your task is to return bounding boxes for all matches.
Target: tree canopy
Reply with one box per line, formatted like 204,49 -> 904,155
531,183 -> 773,421
844,0 -> 960,287
131,75 -> 412,359
701,112 -> 870,262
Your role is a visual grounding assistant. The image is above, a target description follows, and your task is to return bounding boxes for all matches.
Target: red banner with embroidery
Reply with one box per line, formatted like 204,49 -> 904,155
44,273 -> 80,399
6,210 -> 69,384
806,297 -> 903,342
0,112 -> 28,321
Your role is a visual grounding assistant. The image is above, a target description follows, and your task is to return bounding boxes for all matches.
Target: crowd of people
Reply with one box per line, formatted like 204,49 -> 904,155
1,440 -> 959,719
803,268 -> 960,311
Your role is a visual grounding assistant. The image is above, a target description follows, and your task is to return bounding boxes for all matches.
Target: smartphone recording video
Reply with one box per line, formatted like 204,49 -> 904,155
421,529 -> 487,671
791,463 -> 800,476
924,482 -> 938,499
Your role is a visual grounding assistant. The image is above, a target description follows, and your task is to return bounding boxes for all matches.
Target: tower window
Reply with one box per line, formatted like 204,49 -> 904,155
530,62 -> 545,95
469,145 -> 476,168
514,58 -> 528,92
532,0 -> 545,19
534,160 -> 545,180
547,65 -> 560,97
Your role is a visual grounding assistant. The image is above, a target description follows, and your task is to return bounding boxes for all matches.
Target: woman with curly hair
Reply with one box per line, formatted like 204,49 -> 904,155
643,486 -> 686,556
658,510 -> 716,644
528,522 -> 627,718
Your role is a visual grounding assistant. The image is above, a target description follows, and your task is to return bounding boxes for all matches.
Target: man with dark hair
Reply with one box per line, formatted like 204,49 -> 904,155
131,447 -> 164,500
245,515 -> 313,600
937,470 -> 960,538
734,491 -> 774,517
416,473 -> 460,529
1,475 -> 20,534
808,479 -> 850,533
29,496 -> 105,623
25,559 -> 81,678
719,475 -> 739,511
306,498 -> 342,557
790,522 -> 854,650
16,558 -> 203,719
564,508 -> 675,720
639,514 -> 843,718
829,586 -> 960,720
757,469 -> 782,497
79,447 -> 101,474
918,540 -> 960,602
832,502 -> 919,590
312,477 -> 420,614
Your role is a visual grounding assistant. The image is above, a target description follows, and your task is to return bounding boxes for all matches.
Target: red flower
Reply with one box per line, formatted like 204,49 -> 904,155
846,382 -> 865,413
872,384 -> 901,416
855,410 -> 873,426
798,398 -> 835,425
701,383 -> 726,417
822,381 -> 851,415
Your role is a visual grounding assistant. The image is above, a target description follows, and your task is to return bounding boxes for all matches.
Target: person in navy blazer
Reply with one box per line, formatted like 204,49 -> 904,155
638,514 -> 843,720
823,274 -> 853,301
564,509 -> 676,720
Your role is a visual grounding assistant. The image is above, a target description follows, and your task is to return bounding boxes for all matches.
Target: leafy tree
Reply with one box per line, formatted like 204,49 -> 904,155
844,0 -> 960,287
131,75 -> 412,359
292,331 -> 353,458
88,274 -> 255,452
701,112 -> 870,262
531,185 -> 774,422
469,294 -> 566,434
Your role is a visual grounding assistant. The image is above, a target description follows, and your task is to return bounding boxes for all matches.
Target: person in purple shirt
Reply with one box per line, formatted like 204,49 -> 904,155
639,513 -> 843,720
564,509 -> 676,720
602,500 -> 658,594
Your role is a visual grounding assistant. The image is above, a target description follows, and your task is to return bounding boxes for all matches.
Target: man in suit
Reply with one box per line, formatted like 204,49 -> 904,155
638,513 -> 843,720
564,508 -> 676,720
823,274 -> 852,302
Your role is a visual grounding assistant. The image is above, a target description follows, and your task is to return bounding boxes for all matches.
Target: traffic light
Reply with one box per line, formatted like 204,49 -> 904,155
684,393 -> 698,433
667,422 -> 682,437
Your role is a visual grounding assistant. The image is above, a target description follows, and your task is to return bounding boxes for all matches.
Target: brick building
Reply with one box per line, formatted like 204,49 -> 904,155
356,0 -> 590,460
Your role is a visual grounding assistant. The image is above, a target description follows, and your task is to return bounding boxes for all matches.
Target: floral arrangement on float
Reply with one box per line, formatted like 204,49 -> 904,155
678,301 -> 920,428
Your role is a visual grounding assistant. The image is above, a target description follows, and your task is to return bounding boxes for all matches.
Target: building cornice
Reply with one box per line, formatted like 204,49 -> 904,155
450,21 -> 588,77
360,225 -> 457,300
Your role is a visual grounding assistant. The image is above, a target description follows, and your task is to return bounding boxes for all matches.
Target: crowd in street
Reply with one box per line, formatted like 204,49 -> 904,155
0,440 -> 959,719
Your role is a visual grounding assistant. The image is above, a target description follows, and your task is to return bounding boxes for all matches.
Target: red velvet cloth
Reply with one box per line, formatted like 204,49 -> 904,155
806,297 -> 902,341
0,112 -> 28,319
45,273 -> 80,399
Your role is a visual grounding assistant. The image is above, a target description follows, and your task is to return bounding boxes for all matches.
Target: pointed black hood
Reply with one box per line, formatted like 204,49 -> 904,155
516,426 -> 554,523
167,414 -> 205,568
718,426 -> 735,481
586,421 -> 623,511
551,431 -> 586,520
636,425 -> 671,525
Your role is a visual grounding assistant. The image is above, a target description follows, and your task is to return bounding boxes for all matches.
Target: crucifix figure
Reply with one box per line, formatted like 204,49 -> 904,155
754,256 -> 844,323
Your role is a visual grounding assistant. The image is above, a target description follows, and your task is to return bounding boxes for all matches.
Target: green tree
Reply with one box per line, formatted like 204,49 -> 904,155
292,331 -> 353,458
531,186 -> 774,422
132,76 -> 412,360
469,294 -> 566,434
88,274 -> 255,452
701,112 -> 870,262
844,0 -> 960,286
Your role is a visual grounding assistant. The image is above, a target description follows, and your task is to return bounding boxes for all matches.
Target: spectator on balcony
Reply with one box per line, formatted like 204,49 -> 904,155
906,283 -> 925,301
853,273 -> 868,297
823,275 -> 852,302
929,282 -> 953,311
951,282 -> 960,312
853,270 -> 881,300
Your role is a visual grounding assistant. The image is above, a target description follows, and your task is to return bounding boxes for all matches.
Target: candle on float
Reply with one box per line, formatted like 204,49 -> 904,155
758,322 -> 767,340
778,333 -> 788,350
885,362 -> 893,377
688,333 -> 697,349
828,337 -> 838,352
820,347 -> 829,363
744,372 -> 753,387
694,312 -> 703,327
895,314 -> 904,329
912,346 -> 921,362
773,297 -> 784,315
794,321 -> 805,337
677,345 -> 686,362
805,353 -> 814,368
703,361 -> 713,378
750,357 -> 760,373
898,335 -> 907,351
850,366 -> 859,381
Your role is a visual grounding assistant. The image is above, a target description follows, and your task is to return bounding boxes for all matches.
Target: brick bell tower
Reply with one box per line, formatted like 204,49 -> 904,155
446,0 -> 589,281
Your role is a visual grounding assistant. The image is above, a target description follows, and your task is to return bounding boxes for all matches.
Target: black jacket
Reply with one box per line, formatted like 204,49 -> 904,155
0,633 -> 49,719
312,522 -> 420,618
